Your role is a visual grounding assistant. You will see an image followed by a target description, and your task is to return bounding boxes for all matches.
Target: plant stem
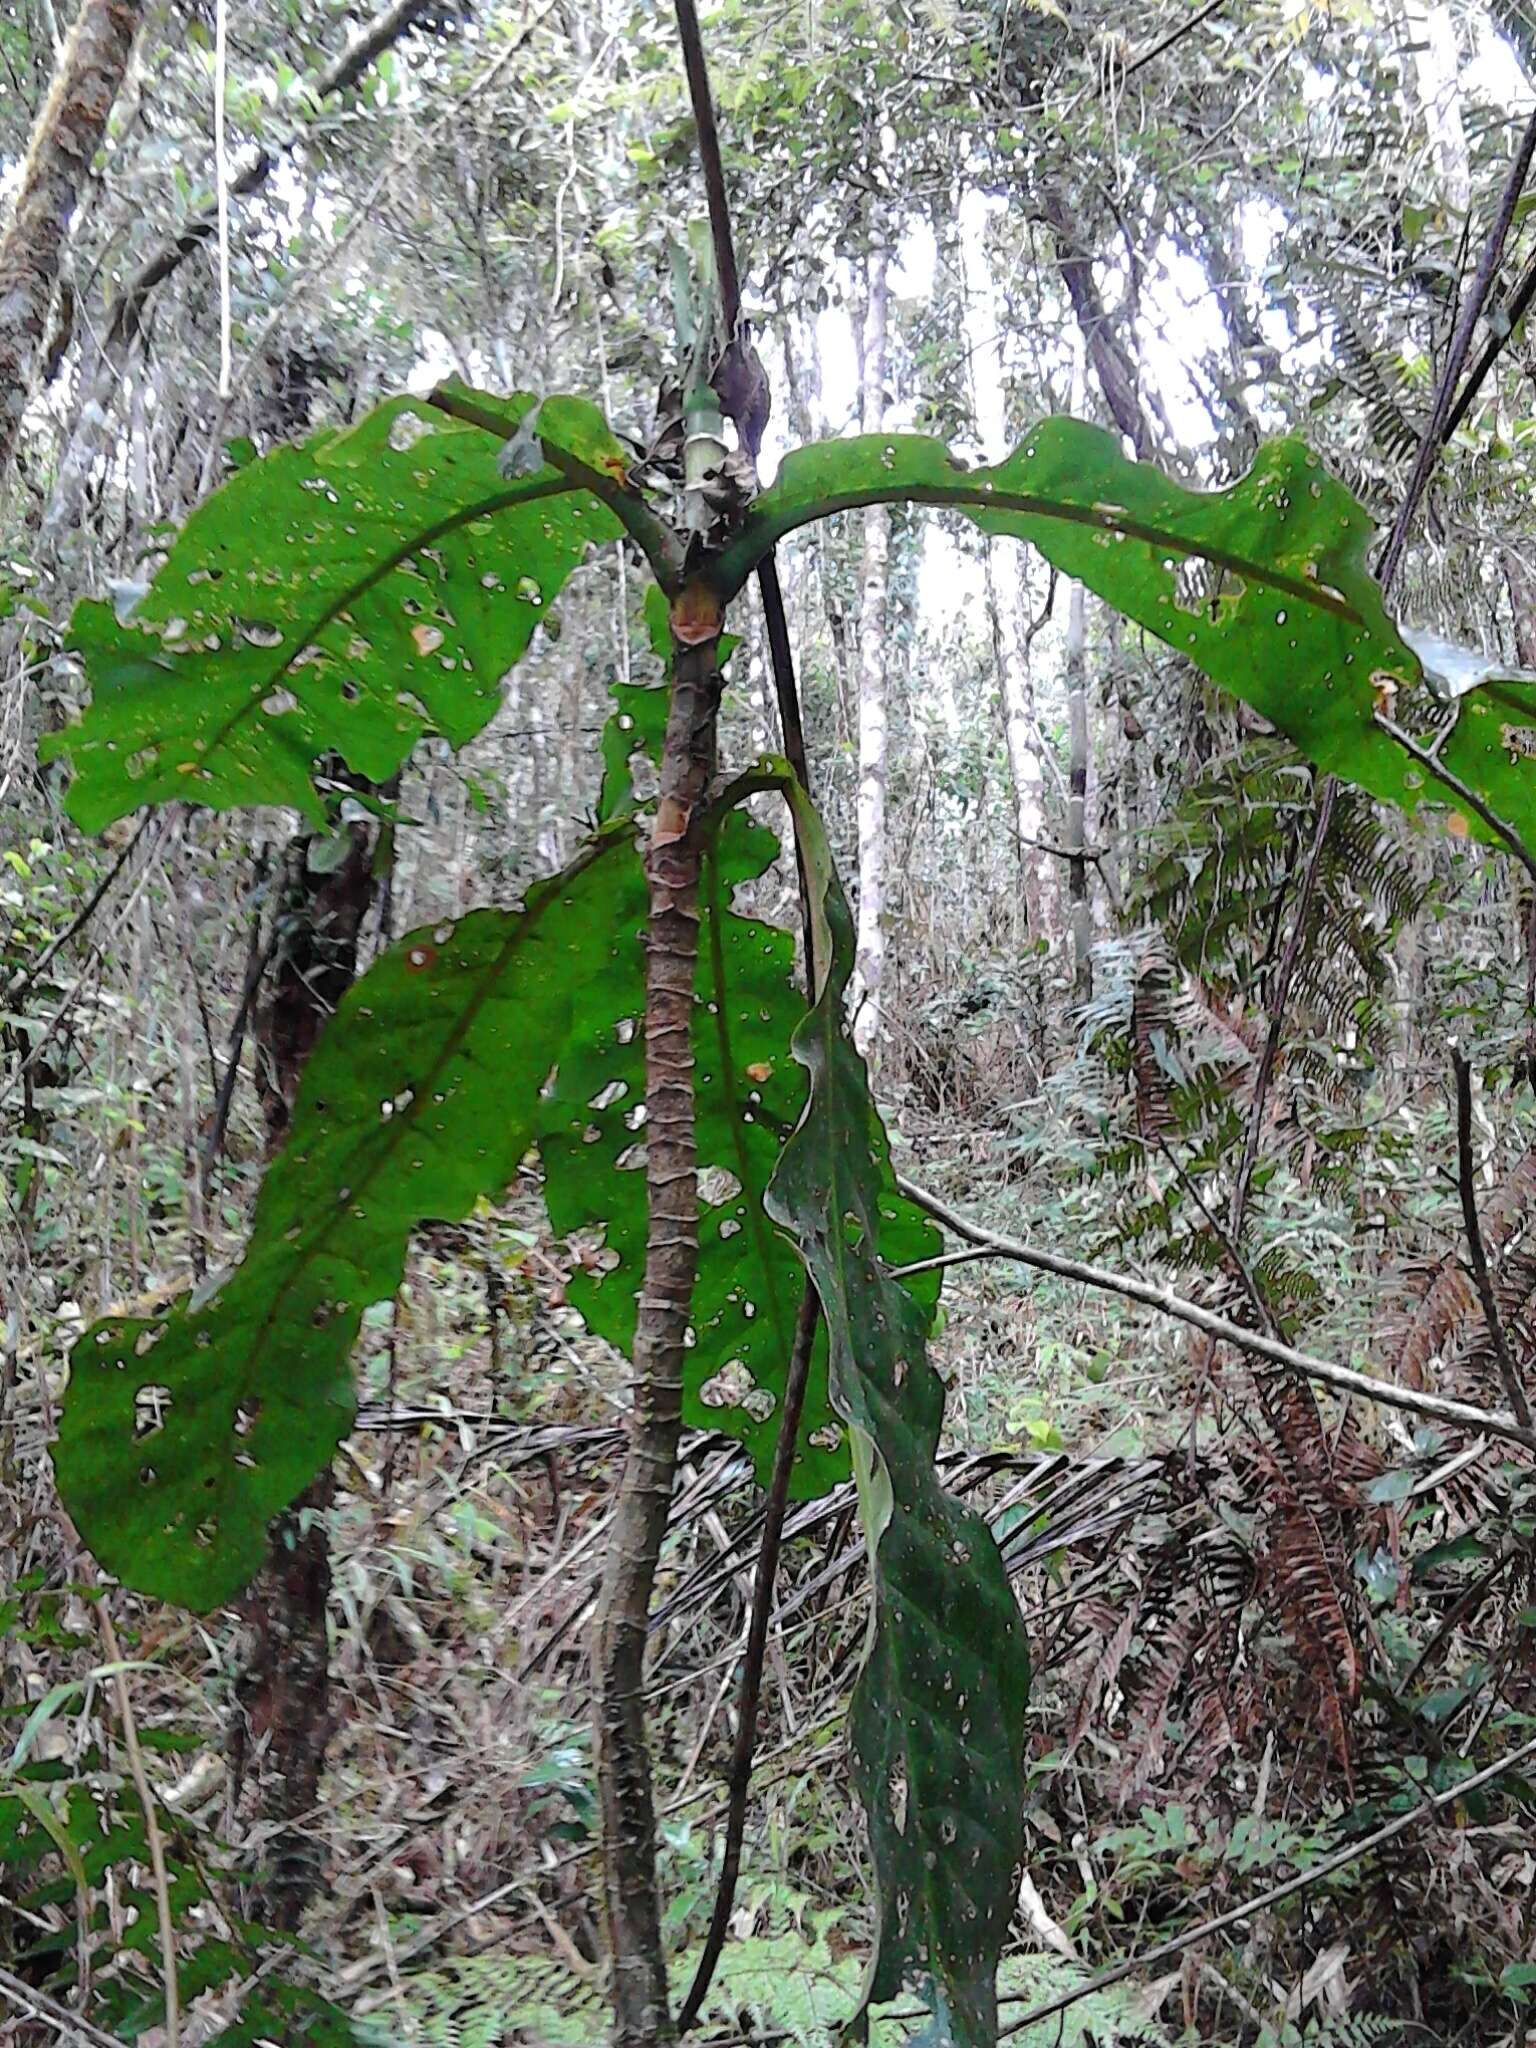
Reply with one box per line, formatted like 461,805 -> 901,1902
594,622 -> 721,2048
676,1284 -> 820,2032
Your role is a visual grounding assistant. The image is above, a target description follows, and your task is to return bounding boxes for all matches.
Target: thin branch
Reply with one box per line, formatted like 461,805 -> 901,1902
5,814 -> 159,1006
99,1606 -> 178,2048
1232,115 -> 1536,1249
895,1177 -> 1536,1456
1453,1048 -> 1533,1429
1442,244 -> 1536,441
1121,0 -> 1228,82
1000,1731 -> 1536,2036
668,4 -> 825,2028
1374,711 -> 1536,886
673,0 -> 741,326
1378,103 -> 1536,590
0,1963 -> 124,2048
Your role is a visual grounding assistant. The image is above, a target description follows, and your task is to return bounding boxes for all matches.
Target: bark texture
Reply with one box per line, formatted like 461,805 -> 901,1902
0,0 -> 143,485
1040,189 -> 1157,462
594,626 -> 721,2047
854,243 -> 890,1057
233,816 -> 376,1929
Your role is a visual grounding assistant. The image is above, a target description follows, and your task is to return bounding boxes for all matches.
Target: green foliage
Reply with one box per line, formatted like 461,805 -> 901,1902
766,790 -> 1031,2048
41,394 -> 622,831
718,421 -> 1536,860
54,825 -> 646,1608
0,1673 -> 355,2044
354,1934 -> 1155,2046
54,773 -> 939,1607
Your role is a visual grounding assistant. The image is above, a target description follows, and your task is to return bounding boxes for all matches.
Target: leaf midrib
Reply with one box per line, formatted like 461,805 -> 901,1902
124,472 -> 582,792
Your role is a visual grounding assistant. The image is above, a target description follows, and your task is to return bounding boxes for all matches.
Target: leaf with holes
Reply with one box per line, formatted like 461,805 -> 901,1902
41,392 -> 623,832
765,787 -> 1030,2048
716,423 -> 1536,857
539,786 -> 939,1499
53,825 -> 646,1609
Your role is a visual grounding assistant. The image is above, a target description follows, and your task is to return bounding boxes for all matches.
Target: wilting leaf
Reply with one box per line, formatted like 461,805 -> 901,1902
42,394 -> 622,832
54,827 -> 645,1608
720,423 -> 1536,855
765,787 -> 1030,2048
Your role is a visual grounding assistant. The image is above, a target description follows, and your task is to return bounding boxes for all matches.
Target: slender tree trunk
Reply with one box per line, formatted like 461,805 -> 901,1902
1065,575 -> 1092,1004
594,620 -> 721,2048
1065,335 -> 1093,1002
854,243 -> 891,1057
957,200 -> 1058,938
1403,0 -> 1471,212
0,0 -> 144,488
232,816 -> 376,1930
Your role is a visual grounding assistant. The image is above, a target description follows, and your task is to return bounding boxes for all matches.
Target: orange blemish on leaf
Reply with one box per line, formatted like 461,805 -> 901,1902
405,944 -> 438,971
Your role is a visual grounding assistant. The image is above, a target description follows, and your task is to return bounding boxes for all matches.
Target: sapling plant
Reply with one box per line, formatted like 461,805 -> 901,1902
41,330 -> 1536,2047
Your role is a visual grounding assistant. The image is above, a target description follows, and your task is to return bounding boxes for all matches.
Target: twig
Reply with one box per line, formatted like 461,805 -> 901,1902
0,1963 -> 124,2048
673,0 -> 740,324
5,814 -> 159,1006
1233,111 -> 1536,1246
1000,1731 -> 1536,2036
213,0 -> 232,398
1378,103 -> 1536,591
1374,711 -> 1536,885
1121,0 -> 1228,82
98,1606 -> 179,2048
895,1177 -> 1536,1455
1453,1048 -> 1533,1429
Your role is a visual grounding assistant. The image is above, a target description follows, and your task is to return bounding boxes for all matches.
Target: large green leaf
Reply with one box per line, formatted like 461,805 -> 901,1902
41,393 -> 623,832
765,790 -> 1031,2048
53,826 -> 646,1608
55,769 -> 938,1602
717,423 -> 1536,856
539,790 -> 938,1500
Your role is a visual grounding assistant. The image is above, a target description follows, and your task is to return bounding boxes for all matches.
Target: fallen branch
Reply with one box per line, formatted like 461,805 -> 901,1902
895,1178 -> 1536,1455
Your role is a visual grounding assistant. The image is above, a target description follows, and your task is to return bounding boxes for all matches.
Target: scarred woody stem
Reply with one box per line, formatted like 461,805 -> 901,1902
593,608 -> 722,2048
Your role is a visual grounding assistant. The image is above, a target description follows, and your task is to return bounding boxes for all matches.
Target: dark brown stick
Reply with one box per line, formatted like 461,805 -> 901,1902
1453,1047 -> 1533,1430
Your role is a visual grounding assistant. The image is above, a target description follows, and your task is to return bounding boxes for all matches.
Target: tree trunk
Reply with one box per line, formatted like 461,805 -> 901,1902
1403,0 -> 1471,213
1065,335 -> 1093,1003
958,198 -> 1059,939
0,0 -> 143,488
233,816 -> 376,1931
594,619 -> 721,2048
38,0 -> 437,547
853,242 -> 890,1058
